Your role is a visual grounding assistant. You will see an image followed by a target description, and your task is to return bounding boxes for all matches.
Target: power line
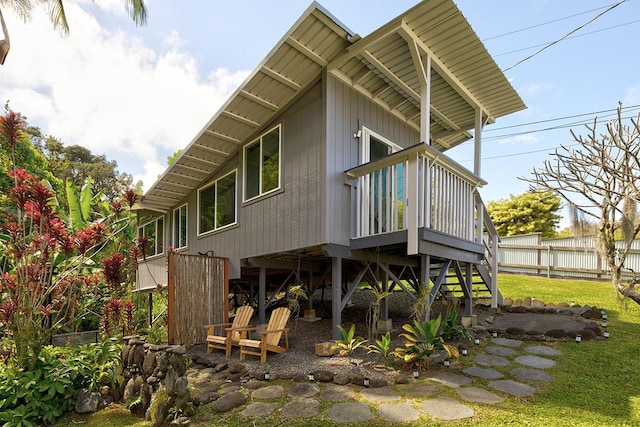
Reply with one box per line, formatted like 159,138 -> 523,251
494,19 -> 640,57
484,3 -> 617,41
503,0 -> 628,72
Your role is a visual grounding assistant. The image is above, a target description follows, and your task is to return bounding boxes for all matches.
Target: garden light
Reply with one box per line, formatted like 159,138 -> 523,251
264,372 -> 270,381
308,372 -> 314,381
575,334 -> 582,343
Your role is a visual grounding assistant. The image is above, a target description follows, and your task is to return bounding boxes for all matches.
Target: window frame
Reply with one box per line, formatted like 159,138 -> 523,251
242,124 -> 282,202
197,169 -> 238,236
137,217 -> 164,258
361,127 -> 402,163
172,203 -> 188,250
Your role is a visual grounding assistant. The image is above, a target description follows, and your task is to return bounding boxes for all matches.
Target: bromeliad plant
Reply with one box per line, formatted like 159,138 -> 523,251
394,315 -> 458,371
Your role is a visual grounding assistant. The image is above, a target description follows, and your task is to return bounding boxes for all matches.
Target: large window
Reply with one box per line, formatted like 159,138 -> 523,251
198,170 -> 237,235
243,125 -> 281,201
138,217 -> 164,257
173,204 -> 188,249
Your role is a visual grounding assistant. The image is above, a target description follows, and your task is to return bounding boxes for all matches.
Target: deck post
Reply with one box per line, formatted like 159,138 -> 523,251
420,254 -> 430,321
381,265 -> 389,321
259,267 -> 266,325
464,263 -> 473,316
407,151 -> 419,255
332,257 -> 343,340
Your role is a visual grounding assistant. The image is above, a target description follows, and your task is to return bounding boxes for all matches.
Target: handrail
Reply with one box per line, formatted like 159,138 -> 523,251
345,142 -> 487,187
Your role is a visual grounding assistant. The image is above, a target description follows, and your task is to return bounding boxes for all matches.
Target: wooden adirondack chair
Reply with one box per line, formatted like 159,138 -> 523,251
205,305 -> 254,357
238,307 -> 291,364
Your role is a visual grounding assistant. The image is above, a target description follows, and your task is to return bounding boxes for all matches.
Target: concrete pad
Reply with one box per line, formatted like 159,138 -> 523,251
281,398 -> 320,418
492,337 -> 523,347
428,372 -> 472,388
475,354 -> 511,367
524,345 -> 562,356
379,403 -> 420,423
287,383 -> 320,398
422,397 -> 475,420
486,346 -> 518,357
463,366 -> 504,380
457,386 -> 504,404
360,386 -> 400,402
511,367 -> 553,382
241,402 -> 278,417
489,380 -> 537,397
396,383 -> 443,397
327,402 -> 374,423
492,312 -> 588,336
515,355 -> 556,369
252,385 -> 284,400
320,384 -> 355,402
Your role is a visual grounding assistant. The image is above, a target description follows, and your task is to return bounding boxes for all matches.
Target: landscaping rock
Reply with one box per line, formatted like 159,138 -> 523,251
312,369 -> 334,382
75,390 -> 101,414
281,398 -> 320,418
327,402 -> 373,423
315,342 -> 338,356
211,391 -> 246,413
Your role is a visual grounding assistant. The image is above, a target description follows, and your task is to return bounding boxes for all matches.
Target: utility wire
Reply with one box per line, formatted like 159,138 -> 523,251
494,19 -> 640,57
503,0 -> 628,72
484,3 -> 617,40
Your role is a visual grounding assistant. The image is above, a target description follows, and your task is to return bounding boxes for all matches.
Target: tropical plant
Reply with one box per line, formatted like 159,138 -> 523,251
410,282 -> 430,321
287,284 -> 308,321
366,283 -> 393,340
333,324 -> 367,362
440,308 -> 471,341
367,331 -> 393,366
394,315 -> 458,371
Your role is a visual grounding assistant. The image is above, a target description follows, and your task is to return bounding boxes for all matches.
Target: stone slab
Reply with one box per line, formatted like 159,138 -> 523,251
281,398 -> 320,418
515,355 -> 556,369
360,387 -> 400,402
511,367 -> 553,382
422,397 -> 475,420
475,354 -> 511,367
463,366 -> 504,380
428,372 -> 472,388
396,383 -> 443,397
241,402 -> 278,417
486,346 -> 518,357
327,402 -> 374,423
320,384 -> 355,402
489,380 -> 537,397
379,403 -> 420,423
524,345 -> 562,356
287,383 -> 320,398
252,385 -> 285,399
492,337 -> 523,347
457,386 -> 504,404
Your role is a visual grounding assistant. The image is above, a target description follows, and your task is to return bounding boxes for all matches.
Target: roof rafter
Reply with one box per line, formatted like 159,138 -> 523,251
239,90 -> 279,111
221,110 -> 260,128
261,66 -> 302,90
204,130 -> 241,145
285,37 -> 327,66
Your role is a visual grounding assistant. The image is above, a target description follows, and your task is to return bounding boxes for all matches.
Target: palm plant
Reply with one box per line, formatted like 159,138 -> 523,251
333,324 -> 367,363
367,331 -> 393,366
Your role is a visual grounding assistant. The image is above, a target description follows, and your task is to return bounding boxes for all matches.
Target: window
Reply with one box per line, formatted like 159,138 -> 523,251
243,125 -> 281,201
198,170 -> 237,235
173,204 -> 188,249
138,217 -> 164,257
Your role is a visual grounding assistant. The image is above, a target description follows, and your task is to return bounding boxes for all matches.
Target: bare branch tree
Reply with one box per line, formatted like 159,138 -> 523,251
521,103 -> 640,304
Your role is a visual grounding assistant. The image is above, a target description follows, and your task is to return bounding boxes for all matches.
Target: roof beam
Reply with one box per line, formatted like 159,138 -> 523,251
182,154 -> 219,167
220,110 -> 260,128
174,163 -> 210,175
239,90 -> 279,111
204,130 -> 241,145
327,22 -> 402,71
285,37 -> 327,66
398,22 -> 492,121
195,143 -> 232,157
166,171 -> 202,182
261,66 -> 302,90
160,180 -> 193,190
150,188 -> 188,197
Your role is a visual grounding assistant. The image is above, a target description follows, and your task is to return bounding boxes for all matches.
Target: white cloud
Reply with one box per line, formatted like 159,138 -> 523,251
518,82 -> 552,97
0,3 -> 249,192
498,133 -> 541,145
624,84 -> 640,106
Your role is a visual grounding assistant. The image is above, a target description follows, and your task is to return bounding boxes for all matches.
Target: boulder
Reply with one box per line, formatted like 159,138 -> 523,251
315,342 -> 338,357
211,391 -> 246,413
75,390 -> 101,414
312,369 -> 334,383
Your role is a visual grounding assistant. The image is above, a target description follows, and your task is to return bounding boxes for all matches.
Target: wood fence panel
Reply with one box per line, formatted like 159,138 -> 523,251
168,252 -> 228,345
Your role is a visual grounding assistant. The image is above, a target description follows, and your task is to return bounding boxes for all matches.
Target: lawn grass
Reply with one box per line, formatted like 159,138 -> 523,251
53,274 -> 640,427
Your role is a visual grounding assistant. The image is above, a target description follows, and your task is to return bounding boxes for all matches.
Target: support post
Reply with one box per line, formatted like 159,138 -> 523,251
465,263 -> 473,316
258,267 -> 266,325
381,266 -> 389,321
474,107 -> 482,176
148,292 -> 153,327
420,255 -> 430,321
332,257 -> 343,340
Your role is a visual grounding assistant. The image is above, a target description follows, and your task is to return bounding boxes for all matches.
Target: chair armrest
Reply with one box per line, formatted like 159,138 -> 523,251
259,328 -> 290,336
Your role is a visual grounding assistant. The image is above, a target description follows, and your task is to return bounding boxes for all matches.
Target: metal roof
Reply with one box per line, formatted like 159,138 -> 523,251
141,0 -> 525,212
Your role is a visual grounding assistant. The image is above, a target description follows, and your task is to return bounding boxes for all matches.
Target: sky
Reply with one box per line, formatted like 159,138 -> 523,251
1,0 -> 639,225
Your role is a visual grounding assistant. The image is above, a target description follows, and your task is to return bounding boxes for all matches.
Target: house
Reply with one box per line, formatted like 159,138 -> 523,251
136,0 -> 525,344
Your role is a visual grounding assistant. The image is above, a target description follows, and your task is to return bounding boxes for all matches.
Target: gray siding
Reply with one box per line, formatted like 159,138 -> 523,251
168,83 -> 325,279
324,74 -> 420,246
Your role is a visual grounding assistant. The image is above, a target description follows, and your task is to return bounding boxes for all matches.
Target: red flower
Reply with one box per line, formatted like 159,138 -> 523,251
122,189 -> 140,209
110,199 -> 124,218
102,253 -> 125,289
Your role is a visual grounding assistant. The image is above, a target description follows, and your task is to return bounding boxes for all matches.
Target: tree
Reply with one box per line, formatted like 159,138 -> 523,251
487,191 -> 562,239
0,0 -> 147,64
522,103 -> 640,305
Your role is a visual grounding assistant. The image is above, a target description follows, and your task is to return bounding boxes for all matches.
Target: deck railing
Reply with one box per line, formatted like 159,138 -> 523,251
346,143 -> 486,254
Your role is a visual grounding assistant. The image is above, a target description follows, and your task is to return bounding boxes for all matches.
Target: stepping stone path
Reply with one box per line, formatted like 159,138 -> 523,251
188,338 -> 564,423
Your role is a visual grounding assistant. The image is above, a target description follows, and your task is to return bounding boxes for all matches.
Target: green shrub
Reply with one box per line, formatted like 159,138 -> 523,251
0,341 -> 121,427
333,324 -> 367,362
394,315 -> 458,371
440,308 -> 471,341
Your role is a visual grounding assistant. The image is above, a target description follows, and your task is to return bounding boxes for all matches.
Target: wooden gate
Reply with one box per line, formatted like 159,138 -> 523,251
167,252 -> 229,345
